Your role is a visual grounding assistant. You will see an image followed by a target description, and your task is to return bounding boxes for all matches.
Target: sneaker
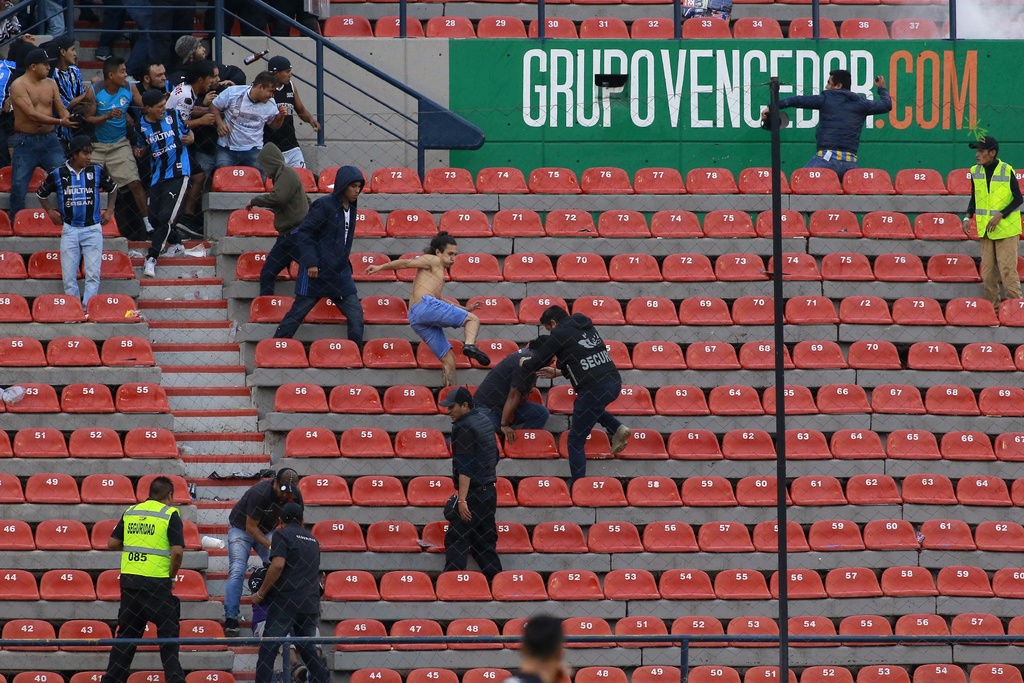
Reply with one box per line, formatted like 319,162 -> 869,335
292,663 -> 308,683
462,343 -> 491,366
94,48 -> 111,60
143,257 -> 156,278
223,618 -> 239,637
163,243 -> 186,257
610,425 -> 631,456
175,216 -> 205,239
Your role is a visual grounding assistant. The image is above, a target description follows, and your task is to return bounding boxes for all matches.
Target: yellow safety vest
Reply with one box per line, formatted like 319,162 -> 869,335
120,499 -> 179,578
972,160 -> 1023,240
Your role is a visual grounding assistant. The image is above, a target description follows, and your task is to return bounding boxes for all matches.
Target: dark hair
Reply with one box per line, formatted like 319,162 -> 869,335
427,231 -> 457,255
186,59 -> 215,84
528,335 -> 549,351
522,615 -> 563,660
276,467 -> 298,483
103,56 -> 125,79
252,71 -> 276,89
539,305 -> 568,327
148,476 -> 175,501
139,61 -> 164,83
829,69 -> 852,90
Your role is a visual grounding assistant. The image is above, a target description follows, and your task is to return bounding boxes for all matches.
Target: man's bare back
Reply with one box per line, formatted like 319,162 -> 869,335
11,74 -> 68,134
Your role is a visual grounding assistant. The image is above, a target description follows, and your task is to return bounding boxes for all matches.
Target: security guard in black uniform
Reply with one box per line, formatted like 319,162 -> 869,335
101,476 -> 186,683
440,386 -> 502,580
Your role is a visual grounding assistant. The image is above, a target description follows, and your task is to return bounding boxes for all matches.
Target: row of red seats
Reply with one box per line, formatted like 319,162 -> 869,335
0,672 -> 231,683
0,426 -> 176,459
250,293 -> 1008,327
0,516 -> 200,551
260,335 -> 1024,373
0,337 -> 154,368
0,472 -> 190,505
322,565 -> 1024,603
217,164 -> 975,196
322,14 -> 941,40
307,516 -> 1019,555
0,293 -> 141,324
0,209 -> 121,238
0,568 -> 207,601
285,424 -> 1024,462
0,382 -> 169,414
3,620 -> 225,651
0,251 -> 134,280
293,471 -> 1024,508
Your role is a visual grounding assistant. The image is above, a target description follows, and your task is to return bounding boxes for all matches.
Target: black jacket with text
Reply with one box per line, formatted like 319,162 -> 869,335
521,313 -> 620,389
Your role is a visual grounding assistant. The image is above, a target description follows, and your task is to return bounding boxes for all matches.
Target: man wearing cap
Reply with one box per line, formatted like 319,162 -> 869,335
46,35 -> 93,147
8,47 -> 77,220
224,468 -> 303,636
760,70 -> 892,180
36,135 -> 118,308
252,502 -> 327,683
264,56 -> 319,169
964,135 -> 1024,308
441,387 -> 502,580
474,336 -> 552,441
212,71 -> 286,171
100,476 -> 186,683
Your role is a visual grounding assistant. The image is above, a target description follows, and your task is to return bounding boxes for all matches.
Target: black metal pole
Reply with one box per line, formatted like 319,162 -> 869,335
538,0 -> 546,39
214,0 -> 224,72
399,0 -> 407,38
949,0 -> 957,40
811,0 -> 820,39
673,0 -> 681,40
769,74 -> 790,683
680,640 -> 690,683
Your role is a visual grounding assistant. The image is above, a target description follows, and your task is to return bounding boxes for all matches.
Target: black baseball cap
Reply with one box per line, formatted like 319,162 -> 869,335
141,89 -> 167,107
280,501 -> 303,523
970,136 -> 998,151
25,48 -> 50,66
49,34 -> 75,52
439,386 -> 474,408
267,55 -> 291,72
67,135 -> 93,155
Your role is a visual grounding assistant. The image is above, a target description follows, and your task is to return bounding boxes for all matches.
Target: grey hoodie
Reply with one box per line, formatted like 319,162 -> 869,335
249,142 -> 311,234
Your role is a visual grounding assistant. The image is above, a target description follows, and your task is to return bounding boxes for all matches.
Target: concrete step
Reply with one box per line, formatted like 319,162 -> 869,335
139,300 -> 229,322
167,387 -> 253,412
148,321 -> 237,344
182,456 -> 271,478
138,278 -> 223,301
172,411 -> 260,433
160,366 -> 247,387
175,431 -> 266,456
155,348 -> 241,366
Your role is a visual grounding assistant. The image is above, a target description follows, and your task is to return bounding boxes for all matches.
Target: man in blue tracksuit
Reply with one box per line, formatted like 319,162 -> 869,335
273,166 -> 365,345
762,69 -> 892,180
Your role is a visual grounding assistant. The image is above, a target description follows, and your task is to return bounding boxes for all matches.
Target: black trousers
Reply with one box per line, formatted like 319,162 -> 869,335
148,176 -> 187,259
273,290 -> 364,344
100,581 -> 185,683
260,232 -> 299,297
444,485 -> 501,579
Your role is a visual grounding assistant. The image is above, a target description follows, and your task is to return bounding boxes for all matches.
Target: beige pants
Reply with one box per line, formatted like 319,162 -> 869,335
980,234 -> 1021,307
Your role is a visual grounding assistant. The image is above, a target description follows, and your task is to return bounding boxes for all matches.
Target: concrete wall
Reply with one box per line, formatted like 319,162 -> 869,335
217,37 -> 452,173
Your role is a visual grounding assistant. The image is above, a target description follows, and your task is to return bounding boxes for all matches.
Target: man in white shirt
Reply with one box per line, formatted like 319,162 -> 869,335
211,71 -> 285,171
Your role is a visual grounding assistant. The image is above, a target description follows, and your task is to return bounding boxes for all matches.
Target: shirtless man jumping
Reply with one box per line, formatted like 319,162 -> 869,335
9,48 -> 77,219
365,232 -> 491,386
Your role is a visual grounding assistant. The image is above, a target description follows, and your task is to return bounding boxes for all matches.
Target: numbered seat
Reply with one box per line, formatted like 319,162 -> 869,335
679,297 -> 731,325
758,211 -> 809,238
546,569 -> 603,601
332,619 -> 388,651
450,253 -> 502,282
792,340 -> 847,368
654,386 -> 709,416
294,476 -> 356,512
236,252 -> 276,281
842,168 -> 895,194
783,429 -> 831,459
370,167 -> 422,193
60,620 -> 113,651
715,252 -> 766,280
625,476 -> 682,507
652,212 -> 702,238
340,428 -> 394,458
598,211 -> 649,239
546,209 -> 596,236
495,521 -> 532,553
713,568 -> 769,598
406,476 -> 455,507
895,168 -> 948,195
753,521 -> 809,552
385,209 -> 436,237
3,619 -> 58,649
686,167 -> 738,194
351,476 -> 406,506
840,17 -> 890,38
604,569 -> 659,600
212,166 -> 263,192
771,569 -> 826,600
517,477 -> 571,507
721,429 -> 775,459
671,619 -> 725,645
561,618 -> 612,648
915,212 -> 966,240
790,168 -> 842,194
32,294 -> 86,323
975,520 -> 1024,551
847,475 -> 901,505
491,570 -> 548,600
40,569 -> 95,600
737,477 -> 784,506
13,428 -> 67,458
101,337 -> 154,367
528,167 -> 581,193
274,383 -> 327,413
826,566 -> 881,597
911,667 -> 963,683
27,250 -> 64,279
705,211 -> 756,239
925,384 -> 979,415
901,474 -> 957,504
14,209 -> 60,236
969,666 -> 1023,683
839,296 -> 892,324
312,522 -> 365,552
571,296 -> 624,324
737,341 -> 792,371
946,297 -> 999,326
962,342 -> 1014,371
321,15 -> 373,37
25,472 -> 80,503
699,523 -> 755,553
682,16 -> 731,37
655,569 -> 714,600
891,18 -> 940,39
81,474 -> 136,504
0,295 -> 29,323
957,475 -> 1011,506
937,566 -> 993,596
892,298 -> 946,325
7,383 -> 60,413
365,521 -> 418,551
379,572 -> 436,602
0,337 -> 45,366
608,253 -> 660,282
502,253 -> 555,282
556,253 -> 608,282
361,295 -> 408,324
254,338 -> 307,369
305,340 -> 362,370
860,211 -> 913,239
788,17 -> 839,38
434,571 -> 491,602
945,168 -> 973,195
791,476 -> 846,505
439,210 -> 491,238
662,253 -> 714,280
226,208 -> 276,236
941,430 -> 995,460
122,428 -> 177,460
425,15 -> 475,37
476,15 -> 527,38
36,519 -> 91,550
845,341 -> 898,370
581,166 -> 633,193
322,571 -> 377,601
681,476 -> 736,507
587,521 -> 642,553
87,293 -> 139,323
731,296 -> 776,325
882,566 -> 938,596
927,253 -> 980,282
570,477 -> 626,507
908,341 -> 961,370
626,297 -> 677,326
634,167 -> 685,193
857,668 -> 910,683
249,296 -> 293,323
476,167 -> 528,194
785,296 -> 838,324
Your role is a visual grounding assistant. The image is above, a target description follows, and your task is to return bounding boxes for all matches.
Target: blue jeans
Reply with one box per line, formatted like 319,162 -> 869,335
256,609 -> 327,683
483,402 -> 550,431
225,526 -> 272,620
805,154 -> 858,181
41,0 -> 65,34
124,2 -> 152,77
273,291 -> 364,344
215,147 -> 261,171
61,224 -> 104,307
99,0 -> 127,51
567,379 -> 623,482
10,132 -> 65,218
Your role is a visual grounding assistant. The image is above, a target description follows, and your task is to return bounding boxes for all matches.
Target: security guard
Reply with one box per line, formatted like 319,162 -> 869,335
101,476 -> 186,683
963,135 -> 1023,308
440,386 -> 502,580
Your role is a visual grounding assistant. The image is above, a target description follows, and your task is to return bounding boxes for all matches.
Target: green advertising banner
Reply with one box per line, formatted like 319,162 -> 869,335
449,40 -> 1023,178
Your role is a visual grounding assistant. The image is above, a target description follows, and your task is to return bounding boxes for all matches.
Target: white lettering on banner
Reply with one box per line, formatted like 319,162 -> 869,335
520,47 -> 878,130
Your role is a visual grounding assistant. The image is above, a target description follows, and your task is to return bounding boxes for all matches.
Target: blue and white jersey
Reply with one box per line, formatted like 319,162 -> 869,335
37,163 -> 117,227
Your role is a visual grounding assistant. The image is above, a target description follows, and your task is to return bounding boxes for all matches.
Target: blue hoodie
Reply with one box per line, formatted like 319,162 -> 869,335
292,165 -> 365,299
778,87 -> 892,155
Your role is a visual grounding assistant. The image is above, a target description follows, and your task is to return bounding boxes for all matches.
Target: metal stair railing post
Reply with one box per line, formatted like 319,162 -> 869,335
674,0 -> 681,40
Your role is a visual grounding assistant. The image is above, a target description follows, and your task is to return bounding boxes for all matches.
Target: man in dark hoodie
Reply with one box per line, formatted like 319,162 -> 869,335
272,166 -> 364,345
247,142 -> 310,296
761,70 -> 892,180
521,305 -> 631,482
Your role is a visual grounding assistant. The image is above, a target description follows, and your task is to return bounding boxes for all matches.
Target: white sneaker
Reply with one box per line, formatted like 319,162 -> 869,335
163,244 -> 186,257
610,425 -> 632,456
143,258 -> 157,278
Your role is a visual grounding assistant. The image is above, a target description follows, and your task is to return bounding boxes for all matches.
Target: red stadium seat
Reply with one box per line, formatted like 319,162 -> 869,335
847,475 -> 901,505
425,15 -> 475,37
925,384 -> 979,415
503,253 -> 556,282
556,253 -> 608,281
0,519 -> 34,549
546,570 -> 603,601
81,474 -> 136,504
545,209 -> 596,237
941,430 -> 995,460
790,168 -> 841,194
14,428 -> 68,458
843,168 -> 895,194
862,211 -> 913,239
901,474 -> 956,504
714,568 -> 768,597
476,167 -> 528,194
686,167 -> 737,194
946,297 -> 998,326
857,668 -> 910,683
908,341 -> 961,370
915,212 -> 966,240
784,296 -> 838,324
25,472 -> 80,503
633,167 -> 684,194
322,16 -> 372,37
730,297 -> 774,326
962,342 -> 1014,371
704,211 -> 755,239
871,384 -> 925,414
0,337 -> 45,366
946,168 -> 973,195
626,476 -> 682,507
895,168 -> 948,195
249,296 -> 293,324
762,385 -> 818,415
406,476 -> 455,507
0,295 -> 32,323
882,566 -> 938,597
571,296 -> 623,324
491,570 -> 547,600
715,252 -> 766,280
927,253 -> 980,282
226,208 -> 275,236
492,209 -> 543,237
846,340 -> 900,369
476,16 -> 527,38
371,167 -> 422,193
439,210 -> 491,237
753,521 -> 808,551
36,519 -> 92,550
810,210 -> 860,238
840,17 -> 889,37
123,428 -> 177,459
254,338 -> 308,369
682,16 -> 731,37
3,619 -> 57,650
891,297 -> 945,325
274,383 -> 327,413
581,166 -> 632,193
603,569 -> 659,599
298,476 -> 351,507
7,383 -> 60,413
671,619 -> 725,645
734,17 -> 784,37
721,429 -> 775,459
681,475 -> 736,507
679,297 -> 731,325
528,167 -> 580,194
27,250 -> 63,279
286,428 -> 339,459
957,475 -> 1010,506
527,18 -> 578,39
313,522 -> 365,552
340,428 -> 394,458
379,573 -> 436,603
517,477 -> 571,507
212,166 -> 263,192
361,295 -> 408,324
891,18 -> 940,38
937,566 -> 993,596
838,296 -> 891,324
771,569 -> 826,599
700,523 -> 755,553
759,213 -> 810,239
33,294 -> 86,323
662,253 -> 714,280
738,167 -> 790,194
609,253 -> 660,282
630,17 -> 676,38
651,212 -> 702,238
385,209 -> 436,237
788,17 -> 839,38
827,566 -> 882,597
830,430 -> 884,459
598,211 -> 649,238
792,476 -> 846,506
40,569 -> 96,601
14,208 -> 60,236
793,340 -> 846,368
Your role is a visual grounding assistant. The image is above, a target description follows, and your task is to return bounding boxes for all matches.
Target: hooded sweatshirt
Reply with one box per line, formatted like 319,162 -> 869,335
248,142 -> 310,234
521,313 -> 620,389
778,86 -> 892,155
292,165 -> 365,299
